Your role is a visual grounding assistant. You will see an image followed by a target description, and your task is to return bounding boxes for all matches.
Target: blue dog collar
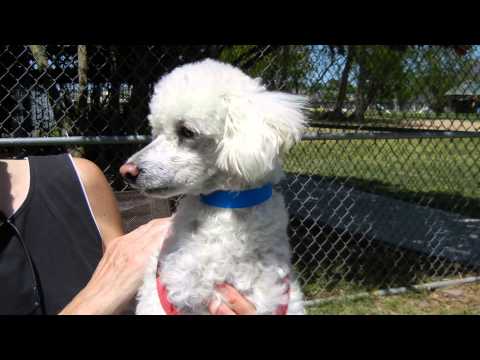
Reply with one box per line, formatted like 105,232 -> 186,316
200,183 -> 273,208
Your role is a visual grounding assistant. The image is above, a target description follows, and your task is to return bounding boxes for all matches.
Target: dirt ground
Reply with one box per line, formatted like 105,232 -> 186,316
406,119 -> 480,132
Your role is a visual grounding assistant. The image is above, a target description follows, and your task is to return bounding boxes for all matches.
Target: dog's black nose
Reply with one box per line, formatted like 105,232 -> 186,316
120,163 -> 140,183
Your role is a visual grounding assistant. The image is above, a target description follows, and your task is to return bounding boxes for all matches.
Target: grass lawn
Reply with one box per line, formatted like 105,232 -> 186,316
284,137 -> 480,218
306,282 -> 480,315
283,135 -> 480,307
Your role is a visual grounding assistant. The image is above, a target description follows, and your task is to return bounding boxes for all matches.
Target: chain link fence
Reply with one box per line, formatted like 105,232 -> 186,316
1,45 -> 479,303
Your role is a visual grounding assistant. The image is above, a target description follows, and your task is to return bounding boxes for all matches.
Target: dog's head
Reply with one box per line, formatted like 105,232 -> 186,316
120,59 -> 308,198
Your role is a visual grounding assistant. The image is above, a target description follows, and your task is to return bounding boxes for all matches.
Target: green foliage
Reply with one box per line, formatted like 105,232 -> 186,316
412,47 -> 477,113
319,78 -> 355,103
305,45 -> 478,117
220,45 -> 314,93
354,45 -> 407,102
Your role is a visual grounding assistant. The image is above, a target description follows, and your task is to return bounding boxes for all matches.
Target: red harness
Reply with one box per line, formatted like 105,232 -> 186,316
156,276 -> 290,315
156,277 -> 180,315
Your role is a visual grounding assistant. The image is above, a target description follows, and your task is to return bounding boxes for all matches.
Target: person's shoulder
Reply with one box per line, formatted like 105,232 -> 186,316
71,157 -> 124,245
72,157 -> 107,188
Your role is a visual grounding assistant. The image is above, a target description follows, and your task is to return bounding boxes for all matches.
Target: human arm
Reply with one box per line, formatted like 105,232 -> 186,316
71,157 -> 125,248
59,217 -> 172,315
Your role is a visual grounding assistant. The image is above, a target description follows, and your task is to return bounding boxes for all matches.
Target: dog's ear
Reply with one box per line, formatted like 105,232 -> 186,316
216,91 -> 308,182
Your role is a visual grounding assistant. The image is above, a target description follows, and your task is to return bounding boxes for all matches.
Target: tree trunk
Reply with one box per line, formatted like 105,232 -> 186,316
280,46 -> 290,91
108,46 -> 121,134
76,45 -> 89,135
29,44 -> 49,136
334,45 -> 355,115
28,45 -> 65,135
29,45 -> 48,71
61,84 -> 74,136
353,60 -> 368,121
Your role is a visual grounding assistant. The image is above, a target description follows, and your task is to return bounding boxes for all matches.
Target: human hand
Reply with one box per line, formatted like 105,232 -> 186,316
208,283 -> 256,315
60,217 -> 173,315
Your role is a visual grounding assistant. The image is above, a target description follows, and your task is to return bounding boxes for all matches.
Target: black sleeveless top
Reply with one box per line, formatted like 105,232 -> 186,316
0,154 -> 103,314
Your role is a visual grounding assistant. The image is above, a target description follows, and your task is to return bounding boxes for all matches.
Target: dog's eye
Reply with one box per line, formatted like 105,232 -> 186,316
178,125 -> 196,139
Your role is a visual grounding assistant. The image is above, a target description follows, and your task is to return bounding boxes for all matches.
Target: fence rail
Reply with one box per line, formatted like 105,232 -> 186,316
0,135 -> 151,146
2,129 -> 480,147
2,45 -> 479,304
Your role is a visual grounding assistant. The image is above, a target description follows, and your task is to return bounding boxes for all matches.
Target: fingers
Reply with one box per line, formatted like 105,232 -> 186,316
120,220 -> 154,240
123,217 -> 173,245
209,284 -> 256,315
208,299 -> 236,315
128,216 -> 173,234
148,219 -> 174,251
148,216 -> 174,227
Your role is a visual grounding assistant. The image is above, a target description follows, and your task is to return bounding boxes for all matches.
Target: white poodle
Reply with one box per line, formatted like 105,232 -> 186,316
120,58 -> 308,315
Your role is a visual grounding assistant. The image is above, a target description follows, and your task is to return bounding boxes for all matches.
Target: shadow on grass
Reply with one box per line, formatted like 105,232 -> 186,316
289,218 -> 480,299
284,173 -> 480,299
285,173 -> 479,219
338,176 -> 480,220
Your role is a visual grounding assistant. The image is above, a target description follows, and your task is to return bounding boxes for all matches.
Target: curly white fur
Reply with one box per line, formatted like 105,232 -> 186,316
127,59 -> 308,315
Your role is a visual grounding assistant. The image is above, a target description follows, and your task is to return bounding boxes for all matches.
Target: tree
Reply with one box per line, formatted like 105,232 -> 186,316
346,46 -> 416,121
411,47 -> 477,114
334,45 -> 355,116
220,45 -> 314,93
313,45 -> 475,121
